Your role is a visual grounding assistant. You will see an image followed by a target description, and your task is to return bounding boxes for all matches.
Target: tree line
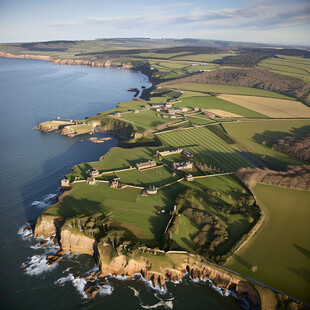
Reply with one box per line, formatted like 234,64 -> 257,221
236,165 -> 310,191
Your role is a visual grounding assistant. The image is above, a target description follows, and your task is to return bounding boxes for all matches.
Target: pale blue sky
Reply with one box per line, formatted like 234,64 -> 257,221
0,0 -> 309,44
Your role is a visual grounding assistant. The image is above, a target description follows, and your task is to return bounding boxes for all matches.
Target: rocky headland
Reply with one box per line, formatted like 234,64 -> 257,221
28,213 -> 288,309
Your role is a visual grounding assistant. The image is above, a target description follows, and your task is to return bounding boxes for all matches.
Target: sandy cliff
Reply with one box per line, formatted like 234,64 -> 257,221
34,214 -> 63,239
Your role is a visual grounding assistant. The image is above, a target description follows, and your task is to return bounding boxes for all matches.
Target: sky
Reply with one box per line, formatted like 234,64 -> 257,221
0,0 -> 309,45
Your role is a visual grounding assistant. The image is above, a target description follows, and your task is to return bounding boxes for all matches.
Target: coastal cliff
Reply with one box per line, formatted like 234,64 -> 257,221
34,214 -> 63,239
0,51 -> 133,69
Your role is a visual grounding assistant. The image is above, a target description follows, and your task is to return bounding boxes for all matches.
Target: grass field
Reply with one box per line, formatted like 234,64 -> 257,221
223,119 -> 310,169
45,182 -> 173,247
68,146 -> 159,179
158,127 -> 256,171
164,83 -> 295,100
218,94 -> 310,118
174,96 -> 267,118
258,55 -> 310,82
117,166 -> 178,187
172,53 -> 233,62
225,184 -> 310,303
120,109 -> 178,132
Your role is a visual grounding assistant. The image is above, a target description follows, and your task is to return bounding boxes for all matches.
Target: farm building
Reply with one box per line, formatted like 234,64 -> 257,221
165,103 -> 172,109
133,110 -> 140,114
168,109 -> 175,115
181,107 -> 188,112
114,112 -> 121,117
173,161 -> 193,170
185,174 -> 194,181
136,160 -> 157,171
110,179 -> 124,189
87,168 -> 99,176
182,149 -> 193,158
194,107 -> 200,112
146,186 -> 158,194
151,103 -> 164,108
86,177 -> 98,185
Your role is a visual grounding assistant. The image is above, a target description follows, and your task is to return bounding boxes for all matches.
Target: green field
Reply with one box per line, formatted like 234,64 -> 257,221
164,83 -> 296,100
116,166 -> 178,187
223,119 -> 310,169
172,53 -> 233,62
45,182 -> 174,247
174,96 -> 267,118
258,55 -> 310,82
68,146 -> 159,180
225,184 -> 310,303
158,127 -> 255,171
120,109 -> 178,132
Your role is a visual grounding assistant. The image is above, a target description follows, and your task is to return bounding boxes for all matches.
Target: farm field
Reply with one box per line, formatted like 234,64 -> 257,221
120,110 -> 175,132
172,53 -> 233,62
116,165 -> 178,187
225,184 -> 310,304
187,115 -> 214,125
223,119 -> 310,169
163,83 -> 295,100
174,96 -> 267,118
218,94 -> 310,118
45,182 -> 172,247
158,127 -> 256,171
258,55 -> 310,82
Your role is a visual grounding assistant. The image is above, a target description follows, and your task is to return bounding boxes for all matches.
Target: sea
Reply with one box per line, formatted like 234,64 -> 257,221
0,57 -> 244,310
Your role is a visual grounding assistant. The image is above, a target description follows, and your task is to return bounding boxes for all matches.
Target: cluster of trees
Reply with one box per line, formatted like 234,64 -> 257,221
206,125 -> 236,144
237,165 -> 310,191
272,135 -> 310,162
163,68 -> 310,99
183,208 -> 229,253
100,117 -> 134,139
214,52 -> 272,67
65,212 -> 112,239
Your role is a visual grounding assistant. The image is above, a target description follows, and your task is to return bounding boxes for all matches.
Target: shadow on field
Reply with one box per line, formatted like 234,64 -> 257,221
252,125 -> 310,147
287,267 -> 310,285
231,254 -> 252,270
293,244 -> 310,258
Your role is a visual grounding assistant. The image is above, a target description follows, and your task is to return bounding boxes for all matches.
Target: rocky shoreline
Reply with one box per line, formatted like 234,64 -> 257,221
26,214 -> 270,308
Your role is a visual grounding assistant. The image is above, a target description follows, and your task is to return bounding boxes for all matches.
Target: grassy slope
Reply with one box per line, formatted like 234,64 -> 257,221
258,55 -> 310,82
164,83 -> 296,100
223,119 -> 310,169
225,184 -> 310,303
158,127 -> 255,171
45,182 -> 177,247
174,96 -> 267,118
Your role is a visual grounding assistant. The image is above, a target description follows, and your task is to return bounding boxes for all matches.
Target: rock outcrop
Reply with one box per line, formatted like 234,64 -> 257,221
60,229 -> 96,255
34,214 -> 63,239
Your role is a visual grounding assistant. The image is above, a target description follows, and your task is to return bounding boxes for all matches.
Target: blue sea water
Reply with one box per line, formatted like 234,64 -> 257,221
0,57 -> 242,310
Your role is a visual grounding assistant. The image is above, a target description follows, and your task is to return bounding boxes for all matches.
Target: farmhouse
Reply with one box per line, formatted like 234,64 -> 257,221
114,112 -> 121,117
136,160 -> 157,171
110,179 -> 124,189
86,177 -> 98,185
133,110 -> 140,114
185,174 -> 194,181
181,107 -> 188,112
165,103 -> 172,109
151,103 -> 164,109
87,167 -> 99,176
173,161 -> 193,170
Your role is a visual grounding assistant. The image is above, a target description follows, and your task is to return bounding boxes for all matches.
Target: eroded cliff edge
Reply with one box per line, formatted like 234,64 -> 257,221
31,213 -> 285,309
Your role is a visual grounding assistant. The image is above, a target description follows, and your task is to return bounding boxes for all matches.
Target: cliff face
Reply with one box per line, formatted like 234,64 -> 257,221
60,229 -> 96,255
0,52 -> 51,61
34,214 -> 63,239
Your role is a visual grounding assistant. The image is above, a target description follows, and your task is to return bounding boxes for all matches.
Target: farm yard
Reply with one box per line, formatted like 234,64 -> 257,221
225,184 -> 310,304
218,94 -> 310,118
158,127 -> 256,171
116,165 -> 178,187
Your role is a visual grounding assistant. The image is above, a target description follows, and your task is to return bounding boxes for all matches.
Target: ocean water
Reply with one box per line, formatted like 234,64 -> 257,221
0,57 -> 243,310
